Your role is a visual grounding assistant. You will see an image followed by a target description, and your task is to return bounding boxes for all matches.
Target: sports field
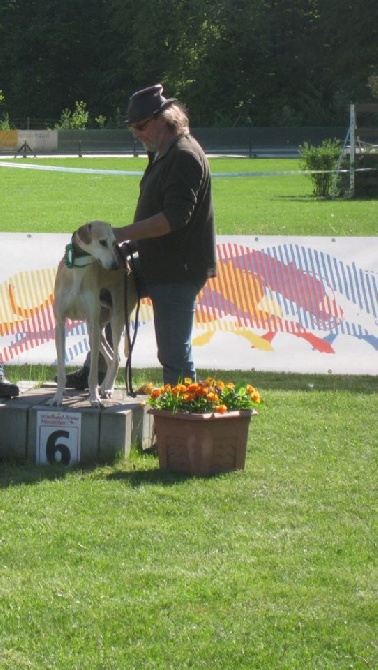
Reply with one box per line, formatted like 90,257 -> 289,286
0,156 -> 376,669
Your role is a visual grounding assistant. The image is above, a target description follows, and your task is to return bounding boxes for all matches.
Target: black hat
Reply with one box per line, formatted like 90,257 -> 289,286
125,84 -> 176,125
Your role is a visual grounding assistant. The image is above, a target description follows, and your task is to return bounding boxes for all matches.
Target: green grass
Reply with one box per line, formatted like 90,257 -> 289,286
1,157 -> 377,235
1,373 -> 377,669
0,157 -> 377,668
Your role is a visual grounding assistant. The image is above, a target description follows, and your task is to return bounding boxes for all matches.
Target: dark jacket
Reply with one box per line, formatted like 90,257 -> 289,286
134,133 -> 216,288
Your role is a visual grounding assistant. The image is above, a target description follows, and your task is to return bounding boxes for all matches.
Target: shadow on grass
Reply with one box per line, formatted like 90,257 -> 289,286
269,195 -> 318,202
102,465 -> 194,487
270,193 -> 378,202
0,454 -> 192,490
0,460 -> 74,489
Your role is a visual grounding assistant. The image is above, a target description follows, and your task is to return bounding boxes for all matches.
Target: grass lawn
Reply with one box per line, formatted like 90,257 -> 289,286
0,372 -> 377,669
1,156 -> 377,236
0,157 -> 377,668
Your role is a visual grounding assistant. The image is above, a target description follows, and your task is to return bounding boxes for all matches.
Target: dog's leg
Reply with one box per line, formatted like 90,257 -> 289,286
99,273 -> 137,399
86,319 -> 103,407
46,319 -> 67,406
99,319 -> 122,399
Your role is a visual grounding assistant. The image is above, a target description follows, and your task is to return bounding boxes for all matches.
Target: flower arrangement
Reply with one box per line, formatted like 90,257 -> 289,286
146,377 -> 261,415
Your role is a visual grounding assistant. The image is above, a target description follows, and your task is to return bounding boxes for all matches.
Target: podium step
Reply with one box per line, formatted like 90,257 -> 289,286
0,383 -> 154,465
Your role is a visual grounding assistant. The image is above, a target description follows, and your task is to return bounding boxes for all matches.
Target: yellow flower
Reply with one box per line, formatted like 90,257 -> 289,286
250,390 -> 261,404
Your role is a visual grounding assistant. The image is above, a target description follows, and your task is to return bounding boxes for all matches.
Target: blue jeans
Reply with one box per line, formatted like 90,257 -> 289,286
146,283 -> 199,385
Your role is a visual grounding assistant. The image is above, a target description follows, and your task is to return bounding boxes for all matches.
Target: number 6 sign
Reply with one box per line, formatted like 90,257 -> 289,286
36,411 -> 81,465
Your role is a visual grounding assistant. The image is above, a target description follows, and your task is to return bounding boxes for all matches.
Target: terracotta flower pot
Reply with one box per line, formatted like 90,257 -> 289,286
148,409 -> 255,477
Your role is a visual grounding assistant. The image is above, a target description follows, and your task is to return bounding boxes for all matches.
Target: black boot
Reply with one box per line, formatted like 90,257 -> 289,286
0,367 -> 19,398
54,367 -> 106,390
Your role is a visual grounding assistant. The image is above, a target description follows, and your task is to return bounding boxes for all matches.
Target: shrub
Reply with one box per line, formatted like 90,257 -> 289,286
54,101 -> 89,130
299,138 -> 342,197
0,112 -> 12,130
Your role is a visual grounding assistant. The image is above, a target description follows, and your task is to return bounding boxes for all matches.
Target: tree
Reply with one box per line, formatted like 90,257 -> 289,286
0,89 -> 11,129
0,0 -> 377,127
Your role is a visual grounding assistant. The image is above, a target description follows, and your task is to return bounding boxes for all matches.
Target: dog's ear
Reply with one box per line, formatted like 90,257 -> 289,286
77,223 -> 93,245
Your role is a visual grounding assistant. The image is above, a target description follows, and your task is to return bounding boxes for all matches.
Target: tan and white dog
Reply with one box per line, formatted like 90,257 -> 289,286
47,221 -> 136,407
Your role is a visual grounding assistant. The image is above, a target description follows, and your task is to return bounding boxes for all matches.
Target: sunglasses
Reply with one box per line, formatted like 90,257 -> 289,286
131,109 -> 163,132
131,117 -> 154,132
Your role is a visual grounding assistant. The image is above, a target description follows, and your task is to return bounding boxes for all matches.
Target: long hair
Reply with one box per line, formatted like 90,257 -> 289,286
160,101 -> 189,134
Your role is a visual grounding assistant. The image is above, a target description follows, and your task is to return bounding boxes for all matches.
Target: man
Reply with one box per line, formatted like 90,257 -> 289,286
65,83 -> 216,387
0,364 -> 19,398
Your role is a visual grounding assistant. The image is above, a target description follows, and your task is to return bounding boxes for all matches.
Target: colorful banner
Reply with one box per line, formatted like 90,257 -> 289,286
1,234 -> 377,375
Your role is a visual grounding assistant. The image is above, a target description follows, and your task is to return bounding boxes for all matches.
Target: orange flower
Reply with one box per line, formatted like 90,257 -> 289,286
147,378 -> 262,414
150,388 -> 163,399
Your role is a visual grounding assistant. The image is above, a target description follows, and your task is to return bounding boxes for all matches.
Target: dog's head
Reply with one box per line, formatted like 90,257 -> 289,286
75,221 -> 120,270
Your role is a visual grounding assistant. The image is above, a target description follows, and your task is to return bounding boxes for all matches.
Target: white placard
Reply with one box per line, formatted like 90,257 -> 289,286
36,410 -> 81,465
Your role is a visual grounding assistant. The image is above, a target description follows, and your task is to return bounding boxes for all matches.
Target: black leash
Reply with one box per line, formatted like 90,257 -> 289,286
118,244 -> 141,397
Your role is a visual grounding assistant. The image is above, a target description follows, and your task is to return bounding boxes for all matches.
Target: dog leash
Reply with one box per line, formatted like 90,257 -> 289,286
119,244 -> 141,397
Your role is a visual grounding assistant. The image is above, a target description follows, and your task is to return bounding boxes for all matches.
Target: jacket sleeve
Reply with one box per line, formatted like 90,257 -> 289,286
161,150 -> 205,232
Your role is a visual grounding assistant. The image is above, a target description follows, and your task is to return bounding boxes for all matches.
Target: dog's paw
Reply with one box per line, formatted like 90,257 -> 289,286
99,388 -> 113,400
46,395 -> 63,407
88,391 -> 103,407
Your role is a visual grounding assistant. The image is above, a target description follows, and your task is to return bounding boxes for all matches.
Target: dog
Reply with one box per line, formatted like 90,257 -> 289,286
47,221 -> 136,407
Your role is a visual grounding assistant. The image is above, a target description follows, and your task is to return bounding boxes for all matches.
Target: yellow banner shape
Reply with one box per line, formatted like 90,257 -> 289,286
0,130 -> 17,149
